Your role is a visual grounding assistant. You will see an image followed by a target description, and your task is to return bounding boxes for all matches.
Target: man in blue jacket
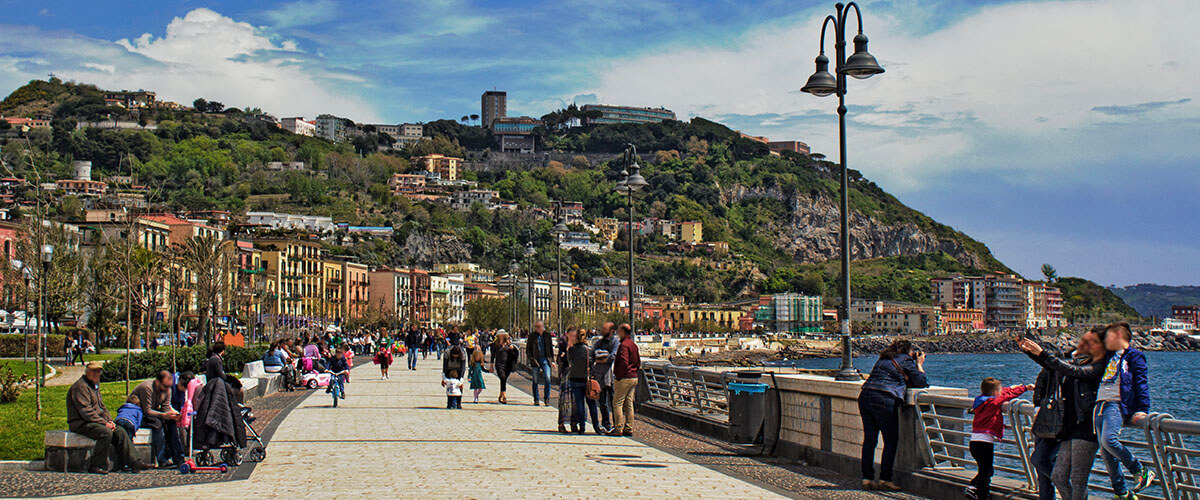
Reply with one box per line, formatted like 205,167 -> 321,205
1095,322 -> 1153,499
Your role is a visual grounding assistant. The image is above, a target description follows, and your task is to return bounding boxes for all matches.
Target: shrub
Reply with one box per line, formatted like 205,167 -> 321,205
0,366 -> 30,403
0,334 -> 66,357
100,345 -> 267,382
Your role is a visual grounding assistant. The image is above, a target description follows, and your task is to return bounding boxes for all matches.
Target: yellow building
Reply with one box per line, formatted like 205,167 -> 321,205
412,154 -> 460,181
257,239 -> 324,328
322,261 -> 344,324
595,218 -> 620,241
678,221 -> 703,244
664,304 -> 745,330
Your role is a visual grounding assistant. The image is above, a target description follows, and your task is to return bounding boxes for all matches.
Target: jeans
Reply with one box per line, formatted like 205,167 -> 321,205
1053,438 -> 1099,500
531,357 -> 551,403
160,421 -> 184,466
1095,401 -> 1142,495
970,440 -> 995,498
115,420 -> 136,442
1032,437 -> 1060,500
407,349 -> 418,370
595,385 -> 614,430
436,343 -> 444,359
858,389 -> 900,481
330,375 -> 345,398
447,395 -> 461,409
613,378 -> 637,434
147,424 -> 165,466
569,380 -> 590,430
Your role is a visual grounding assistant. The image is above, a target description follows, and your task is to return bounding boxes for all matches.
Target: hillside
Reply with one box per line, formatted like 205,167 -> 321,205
1055,277 -> 1144,323
0,78 -> 1140,316
1111,284 -> 1200,319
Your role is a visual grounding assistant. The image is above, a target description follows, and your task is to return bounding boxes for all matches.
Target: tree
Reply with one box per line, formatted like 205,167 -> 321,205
192,98 -> 207,112
206,101 -> 225,113
174,234 -> 235,346
469,114 -> 479,126
1041,264 -> 1058,283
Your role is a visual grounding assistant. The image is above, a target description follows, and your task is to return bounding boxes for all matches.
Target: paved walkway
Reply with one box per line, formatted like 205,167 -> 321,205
70,359 -> 789,499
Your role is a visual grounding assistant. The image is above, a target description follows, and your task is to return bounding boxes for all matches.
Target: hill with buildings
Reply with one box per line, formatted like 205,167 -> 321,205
0,78 -> 1144,333
1110,284 -> 1200,320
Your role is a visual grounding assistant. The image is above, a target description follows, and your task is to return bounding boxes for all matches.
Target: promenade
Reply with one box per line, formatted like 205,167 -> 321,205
71,361 -> 791,499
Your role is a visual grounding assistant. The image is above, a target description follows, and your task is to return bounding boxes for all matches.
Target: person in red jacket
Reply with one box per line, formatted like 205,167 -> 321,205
609,323 -> 640,437
966,378 -> 1032,500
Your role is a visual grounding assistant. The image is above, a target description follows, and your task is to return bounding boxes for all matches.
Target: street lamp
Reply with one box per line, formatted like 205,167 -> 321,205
36,244 -> 52,420
799,1 -> 884,381
508,259 -> 519,335
614,144 -> 648,332
524,239 -> 536,336
551,202 -> 569,337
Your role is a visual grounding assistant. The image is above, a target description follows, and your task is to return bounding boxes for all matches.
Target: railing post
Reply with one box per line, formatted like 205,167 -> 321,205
1147,413 -> 1175,500
1008,400 -> 1037,489
913,391 -> 938,468
689,367 -> 703,413
667,366 -> 679,407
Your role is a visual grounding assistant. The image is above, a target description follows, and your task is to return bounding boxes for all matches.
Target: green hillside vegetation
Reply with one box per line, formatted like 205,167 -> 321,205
0,79 -> 1138,317
1055,277 -> 1144,323
1110,284 -> 1200,319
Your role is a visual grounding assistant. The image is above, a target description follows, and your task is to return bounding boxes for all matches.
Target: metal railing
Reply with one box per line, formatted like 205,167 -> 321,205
643,361 -> 739,418
915,392 -> 1200,500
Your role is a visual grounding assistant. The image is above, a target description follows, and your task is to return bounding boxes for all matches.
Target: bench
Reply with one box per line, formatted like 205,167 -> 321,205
44,428 -> 152,472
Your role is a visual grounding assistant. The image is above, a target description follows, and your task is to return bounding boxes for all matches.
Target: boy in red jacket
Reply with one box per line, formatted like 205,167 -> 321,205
965,377 -> 1032,500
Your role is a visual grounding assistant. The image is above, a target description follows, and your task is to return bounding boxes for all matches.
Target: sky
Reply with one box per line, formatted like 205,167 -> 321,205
0,0 -> 1196,287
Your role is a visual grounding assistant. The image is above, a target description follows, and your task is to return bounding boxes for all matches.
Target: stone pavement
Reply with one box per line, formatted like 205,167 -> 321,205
68,359 -> 791,499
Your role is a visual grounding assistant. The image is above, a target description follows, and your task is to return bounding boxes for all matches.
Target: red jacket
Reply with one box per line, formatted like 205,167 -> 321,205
613,338 -> 640,380
970,385 -> 1028,440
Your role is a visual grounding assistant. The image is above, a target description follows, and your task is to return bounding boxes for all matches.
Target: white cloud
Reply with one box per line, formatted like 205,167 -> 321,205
576,0 -> 1200,191
0,8 -> 379,122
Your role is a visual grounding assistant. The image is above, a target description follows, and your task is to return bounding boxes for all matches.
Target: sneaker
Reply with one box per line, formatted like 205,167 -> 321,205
862,479 -> 876,491
964,485 -> 978,500
1133,468 -> 1155,492
1115,493 -> 1139,500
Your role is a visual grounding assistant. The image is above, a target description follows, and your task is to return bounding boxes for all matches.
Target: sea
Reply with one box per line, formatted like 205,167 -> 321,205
770,351 -> 1200,421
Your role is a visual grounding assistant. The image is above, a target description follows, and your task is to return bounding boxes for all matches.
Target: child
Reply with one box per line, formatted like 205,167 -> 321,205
443,369 -> 464,409
965,378 -> 1031,500
1096,322 -> 1154,499
468,349 -> 486,403
373,345 -> 393,380
326,345 -> 349,399
114,394 -> 143,439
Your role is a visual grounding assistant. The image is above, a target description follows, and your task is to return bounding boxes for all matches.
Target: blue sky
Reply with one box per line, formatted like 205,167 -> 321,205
1,0 -> 1197,286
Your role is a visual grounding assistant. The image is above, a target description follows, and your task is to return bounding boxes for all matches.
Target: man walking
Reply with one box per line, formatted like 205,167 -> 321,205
405,328 -> 422,370
591,322 -> 618,433
610,323 -> 640,437
67,361 -> 148,474
526,321 -> 553,406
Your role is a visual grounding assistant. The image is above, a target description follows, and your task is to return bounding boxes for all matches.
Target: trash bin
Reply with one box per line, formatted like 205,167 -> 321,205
728,381 -> 769,443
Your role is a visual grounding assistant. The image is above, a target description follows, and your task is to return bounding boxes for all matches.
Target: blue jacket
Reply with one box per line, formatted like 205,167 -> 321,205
1111,348 -> 1151,419
861,353 -> 928,401
262,349 -> 283,367
115,402 -> 144,429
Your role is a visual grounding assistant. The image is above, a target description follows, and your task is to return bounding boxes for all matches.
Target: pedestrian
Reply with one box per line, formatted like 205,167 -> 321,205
857,339 -> 928,491
469,349 -> 486,403
565,328 -> 598,434
610,323 -> 640,437
526,321 -> 554,406
965,378 -> 1032,500
443,369 -> 464,409
405,328 -> 422,370
443,342 -> 467,379
1096,323 -> 1153,499
490,330 -> 518,404
374,343 -> 393,379
1020,327 -> 1109,500
590,322 -> 618,434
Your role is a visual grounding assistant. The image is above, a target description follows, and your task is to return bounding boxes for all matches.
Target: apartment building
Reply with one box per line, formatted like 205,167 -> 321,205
581,104 -> 676,125
281,117 -> 315,137
257,239 -> 324,328
932,274 -> 1061,330
368,267 -> 411,326
1172,305 -> 1200,329
412,154 -> 460,181
481,90 -> 507,128
388,173 -> 426,195
753,293 -> 823,333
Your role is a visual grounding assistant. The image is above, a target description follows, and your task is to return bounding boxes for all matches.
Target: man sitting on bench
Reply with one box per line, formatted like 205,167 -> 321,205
66,361 -> 150,474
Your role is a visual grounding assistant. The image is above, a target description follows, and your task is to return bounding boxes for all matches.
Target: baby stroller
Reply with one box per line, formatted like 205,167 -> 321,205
189,404 -> 267,468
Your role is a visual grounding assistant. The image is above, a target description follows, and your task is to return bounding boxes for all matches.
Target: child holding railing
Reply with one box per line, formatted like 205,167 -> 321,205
965,377 -> 1031,500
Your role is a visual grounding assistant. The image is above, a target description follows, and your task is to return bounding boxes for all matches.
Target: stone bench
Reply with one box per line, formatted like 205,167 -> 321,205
45,428 -> 151,472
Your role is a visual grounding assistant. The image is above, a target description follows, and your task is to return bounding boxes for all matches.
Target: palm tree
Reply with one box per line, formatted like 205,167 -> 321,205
460,115 -> 469,125
174,234 -> 236,347
1041,264 -> 1058,283
470,114 -> 479,126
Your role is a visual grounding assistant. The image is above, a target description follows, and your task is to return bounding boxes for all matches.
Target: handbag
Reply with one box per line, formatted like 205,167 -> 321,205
586,378 -> 601,400
1032,380 -> 1064,439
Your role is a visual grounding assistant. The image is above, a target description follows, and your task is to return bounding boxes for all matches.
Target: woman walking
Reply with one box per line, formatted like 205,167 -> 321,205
374,344 -> 393,379
1020,328 -> 1109,500
489,330 -> 518,404
565,328 -> 596,434
858,339 -> 928,491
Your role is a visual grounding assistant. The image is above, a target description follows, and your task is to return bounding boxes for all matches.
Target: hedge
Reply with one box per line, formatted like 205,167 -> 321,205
100,345 -> 268,383
0,335 -> 66,357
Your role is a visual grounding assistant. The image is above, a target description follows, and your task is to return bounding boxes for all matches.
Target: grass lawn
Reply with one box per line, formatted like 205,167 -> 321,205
0,359 -> 48,379
0,379 -> 145,461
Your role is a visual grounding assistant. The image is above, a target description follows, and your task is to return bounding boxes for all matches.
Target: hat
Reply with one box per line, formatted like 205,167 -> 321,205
85,361 -> 104,371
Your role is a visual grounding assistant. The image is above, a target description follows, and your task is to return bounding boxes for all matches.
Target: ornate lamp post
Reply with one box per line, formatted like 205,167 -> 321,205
36,244 -> 53,420
799,1 -> 885,381
524,239 -> 536,336
614,144 -> 648,332
551,202 -> 569,337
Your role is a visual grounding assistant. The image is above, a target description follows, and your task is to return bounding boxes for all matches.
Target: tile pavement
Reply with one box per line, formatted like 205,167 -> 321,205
67,359 -> 788,499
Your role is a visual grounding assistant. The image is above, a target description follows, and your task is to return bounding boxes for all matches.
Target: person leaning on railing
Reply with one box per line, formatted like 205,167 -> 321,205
857,339 -> 928,492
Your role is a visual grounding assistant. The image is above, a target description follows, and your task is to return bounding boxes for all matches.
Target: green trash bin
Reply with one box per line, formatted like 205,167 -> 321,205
728,381 -> 768,443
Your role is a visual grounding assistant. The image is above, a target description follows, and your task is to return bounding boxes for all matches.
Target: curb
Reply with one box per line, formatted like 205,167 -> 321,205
0,460 -> 45,471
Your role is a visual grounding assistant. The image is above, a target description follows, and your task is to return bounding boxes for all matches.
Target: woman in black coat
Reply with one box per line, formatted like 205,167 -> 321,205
489,331 -> 519,404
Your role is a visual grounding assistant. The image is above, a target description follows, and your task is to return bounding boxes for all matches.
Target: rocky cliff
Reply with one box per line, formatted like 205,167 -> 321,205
722,185 -> 993,270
